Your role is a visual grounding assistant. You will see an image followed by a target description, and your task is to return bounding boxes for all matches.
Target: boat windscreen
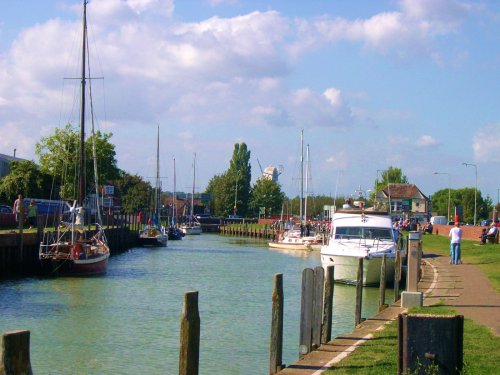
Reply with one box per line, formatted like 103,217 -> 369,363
335,227 -> 393,240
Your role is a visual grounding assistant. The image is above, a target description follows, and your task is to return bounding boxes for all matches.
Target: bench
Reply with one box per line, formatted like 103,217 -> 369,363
487,231 -> 499,244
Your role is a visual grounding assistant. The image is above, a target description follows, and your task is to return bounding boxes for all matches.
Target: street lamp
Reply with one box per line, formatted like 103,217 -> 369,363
462,162 -> 477,225
433,172 -> 451,222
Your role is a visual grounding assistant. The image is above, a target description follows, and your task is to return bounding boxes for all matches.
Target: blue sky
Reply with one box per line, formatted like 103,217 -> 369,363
0,0 -> 499,204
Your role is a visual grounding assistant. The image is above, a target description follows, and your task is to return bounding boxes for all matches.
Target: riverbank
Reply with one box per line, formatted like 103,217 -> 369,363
277,235 -> 500,374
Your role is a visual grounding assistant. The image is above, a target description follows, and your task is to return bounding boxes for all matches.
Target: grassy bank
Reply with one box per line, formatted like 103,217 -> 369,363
324,305 -> 500,374
323,234 -> 500,374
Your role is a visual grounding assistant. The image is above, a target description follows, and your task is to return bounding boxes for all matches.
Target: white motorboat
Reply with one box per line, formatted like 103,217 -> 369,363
269,225 -> 323,251
320,207 -> 400,286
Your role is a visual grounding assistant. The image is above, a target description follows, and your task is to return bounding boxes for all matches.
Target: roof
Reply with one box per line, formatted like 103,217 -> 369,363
377,183 -> 428,200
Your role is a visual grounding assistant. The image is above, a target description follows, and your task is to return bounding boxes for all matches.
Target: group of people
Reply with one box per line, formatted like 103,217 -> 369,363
12,194 -> 38,230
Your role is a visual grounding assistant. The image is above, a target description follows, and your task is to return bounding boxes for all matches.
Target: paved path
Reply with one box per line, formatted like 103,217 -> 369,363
277,253 -> 500,374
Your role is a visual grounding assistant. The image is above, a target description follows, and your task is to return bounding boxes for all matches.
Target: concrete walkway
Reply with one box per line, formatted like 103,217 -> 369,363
277,253 -> 500,374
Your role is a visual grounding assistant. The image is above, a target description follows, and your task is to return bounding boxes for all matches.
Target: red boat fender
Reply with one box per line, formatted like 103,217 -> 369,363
73,243 -> 83,259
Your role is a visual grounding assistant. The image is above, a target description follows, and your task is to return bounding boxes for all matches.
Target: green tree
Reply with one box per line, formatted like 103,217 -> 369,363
374,166 -> 409,194
112,172 -> 152,214
35,123 -> 120,200
249,178 -> 285,217
0,160 -> 53,203
228,143 -> 251,217
205,173 -> 233,217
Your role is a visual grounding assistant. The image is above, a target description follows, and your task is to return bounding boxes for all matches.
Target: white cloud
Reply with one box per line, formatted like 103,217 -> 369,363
416,135 -> 440,147
473,123 -> 500,163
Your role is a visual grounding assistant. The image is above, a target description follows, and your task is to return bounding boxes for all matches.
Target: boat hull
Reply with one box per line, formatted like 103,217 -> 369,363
40,253 -> 109,277
180,226 -> 202,235
268,241 -> 321,251
321,252 -> 396,286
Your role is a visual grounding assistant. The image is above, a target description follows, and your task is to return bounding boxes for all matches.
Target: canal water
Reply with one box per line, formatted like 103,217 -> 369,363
0,234 -> 386,374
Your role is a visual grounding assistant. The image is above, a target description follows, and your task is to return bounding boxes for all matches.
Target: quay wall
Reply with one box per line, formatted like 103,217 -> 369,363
432,224 -> 491,241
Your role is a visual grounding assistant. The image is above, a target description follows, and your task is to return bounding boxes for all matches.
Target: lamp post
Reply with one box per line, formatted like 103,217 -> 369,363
462,162 -> 477,225
433,172 -> 451,222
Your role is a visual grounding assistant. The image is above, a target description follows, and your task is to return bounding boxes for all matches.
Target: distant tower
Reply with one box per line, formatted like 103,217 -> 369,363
262,165 -> 283,183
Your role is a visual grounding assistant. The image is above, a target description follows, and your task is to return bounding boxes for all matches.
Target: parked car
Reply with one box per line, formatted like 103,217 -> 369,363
0,203 -> 17,227
481,219 -> 493,227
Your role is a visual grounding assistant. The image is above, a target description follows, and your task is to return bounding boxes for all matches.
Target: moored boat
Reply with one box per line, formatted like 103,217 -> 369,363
39,1 -> 110,276
320,205 -> 400,286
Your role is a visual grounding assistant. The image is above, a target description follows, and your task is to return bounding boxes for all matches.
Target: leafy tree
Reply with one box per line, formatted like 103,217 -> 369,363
35,123 -> 120,200
249,178 -> 285,217
112,171 -> 152,214
227,143 -> 251,217
374,166 -> 409,194
205,173 -> 233,217
0,160 -> 53,203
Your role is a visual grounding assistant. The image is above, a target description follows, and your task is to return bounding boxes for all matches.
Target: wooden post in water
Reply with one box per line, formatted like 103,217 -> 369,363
321,266 -> 334,344
0,330 -> 33,375
269,274 -> 284,375
179,291 -> 200,375
354,258 -> 364,326
379,254 -> 387,311
299,268 -> 314,358
394,250 -> 401,302
312,266 -> 324,349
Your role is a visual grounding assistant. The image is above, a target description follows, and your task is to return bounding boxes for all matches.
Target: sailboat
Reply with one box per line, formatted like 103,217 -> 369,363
269,130 -> 322,251
39,1 -> 110,276
138,126 -> 168,246
167,157 -> 184,240
180,153 -> 202,235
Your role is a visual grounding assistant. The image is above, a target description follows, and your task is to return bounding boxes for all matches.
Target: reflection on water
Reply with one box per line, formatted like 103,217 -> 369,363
0,234 -> 384,375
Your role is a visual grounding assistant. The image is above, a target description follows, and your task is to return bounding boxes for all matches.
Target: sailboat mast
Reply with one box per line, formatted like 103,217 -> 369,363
78,0 -> 87,206
299,130 -> 304,225
155,125 -> 160,215
191,153 -> 196,217
305,143 -> 309,224
173,157 -> 176,224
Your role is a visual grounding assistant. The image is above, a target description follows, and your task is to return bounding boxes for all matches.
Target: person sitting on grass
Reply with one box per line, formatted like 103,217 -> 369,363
480,228 -> 487,245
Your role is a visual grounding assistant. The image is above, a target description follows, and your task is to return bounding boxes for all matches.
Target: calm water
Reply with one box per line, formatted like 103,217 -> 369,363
0,234 -> 385,374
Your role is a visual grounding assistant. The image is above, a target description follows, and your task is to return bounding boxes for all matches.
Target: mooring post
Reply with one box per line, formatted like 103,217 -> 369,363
0,329 -> 33,375
321,266 -> 334,344
394,250 -> 401,302
299,268 -> 314,358
269,274 -> 284,375
179,291 -> 200,375
379,254 -> 387,311
312,266 -> 324,349
355,257 -> 364,326
401,232 -> 423,308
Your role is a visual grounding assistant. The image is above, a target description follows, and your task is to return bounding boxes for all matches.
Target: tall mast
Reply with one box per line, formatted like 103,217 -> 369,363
78,0 -> 87,206
305,143 -> 309,224
191,153 -> 196,217
299,129 -> 304,226
173,157 -> 176,224
155,125 -> 160,215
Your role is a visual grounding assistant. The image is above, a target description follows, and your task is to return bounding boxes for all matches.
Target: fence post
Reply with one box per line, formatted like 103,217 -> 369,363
179,291 -> 200,375
355,258 -> 364,326
321,266 -> 334,344
312,266 -> 324,349
269,274 -> 284,375
379,254 -> 387,311
299,268 -> 314,357
394,250 -> 401,302
1,330 -> 33,375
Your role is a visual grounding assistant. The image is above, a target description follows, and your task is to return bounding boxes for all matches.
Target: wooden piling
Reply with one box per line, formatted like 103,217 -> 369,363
321,266 -> 334,344
299,268 -> 314,358
312,266 -> 324,349
269,274 -> 284,375
394,250 -> 401,302
0,329 -> 33,375
179,291 -> 200,375
379,254 -> 387,311
355,258 -> 363,326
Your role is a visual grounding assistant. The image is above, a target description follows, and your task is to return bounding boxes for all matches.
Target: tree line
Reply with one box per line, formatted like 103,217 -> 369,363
0,125 -> 496,221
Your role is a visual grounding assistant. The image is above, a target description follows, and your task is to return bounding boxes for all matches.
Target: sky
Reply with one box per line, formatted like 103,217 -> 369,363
0,0 -> 499,203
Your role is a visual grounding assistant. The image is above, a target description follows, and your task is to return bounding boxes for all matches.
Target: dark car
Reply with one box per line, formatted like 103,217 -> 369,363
481,219 -> 493,227
0,204 -> 17,227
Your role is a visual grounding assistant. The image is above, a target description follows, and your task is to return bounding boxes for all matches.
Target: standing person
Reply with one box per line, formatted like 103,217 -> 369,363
12,194 -> 24,229
28,199 -> 38,230
448,222 -> 463,265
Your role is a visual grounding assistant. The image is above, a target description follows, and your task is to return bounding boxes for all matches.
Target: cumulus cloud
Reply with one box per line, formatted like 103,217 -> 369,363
416,135 -> 440,147
473,123 -> 500,163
